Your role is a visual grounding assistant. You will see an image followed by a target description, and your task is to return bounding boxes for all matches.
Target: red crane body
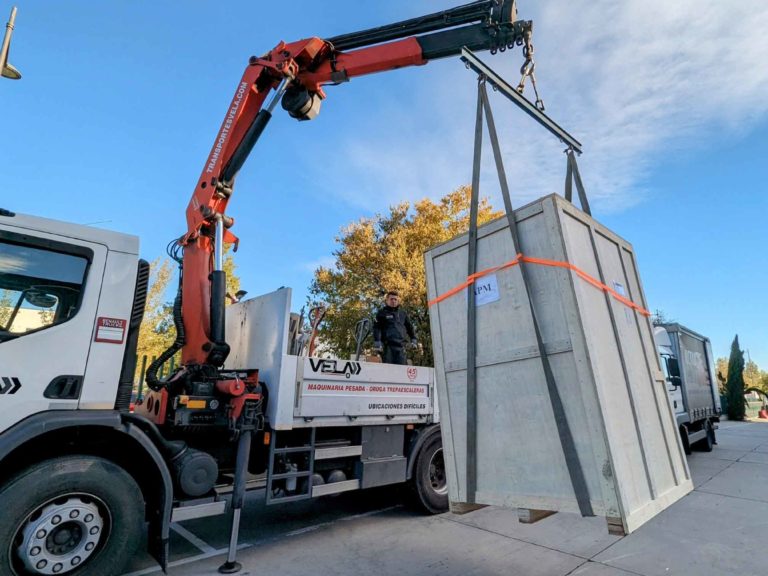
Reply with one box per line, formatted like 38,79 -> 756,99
178,1 -> 531,369
180,36 -> 431,366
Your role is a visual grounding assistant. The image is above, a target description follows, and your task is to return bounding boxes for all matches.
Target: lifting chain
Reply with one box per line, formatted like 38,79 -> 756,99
516,28 -> 545,111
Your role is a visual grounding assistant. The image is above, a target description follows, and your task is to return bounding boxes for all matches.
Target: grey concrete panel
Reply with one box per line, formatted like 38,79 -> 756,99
594,490 -> 768,576
697,461 -> 768,502
426,195 -> 690,532
448,506 -> 621,559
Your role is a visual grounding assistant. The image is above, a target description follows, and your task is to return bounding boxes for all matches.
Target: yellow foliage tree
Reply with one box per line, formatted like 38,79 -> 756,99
136,258 -> 176,368
223,244 -> 241,300
0,290 -> 13,328
715,357 -> 728,394
136,246 -> 240,381
310,186 -> 501,366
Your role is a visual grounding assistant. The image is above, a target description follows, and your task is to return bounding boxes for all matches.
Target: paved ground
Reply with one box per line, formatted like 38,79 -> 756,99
123,419 -> 768,576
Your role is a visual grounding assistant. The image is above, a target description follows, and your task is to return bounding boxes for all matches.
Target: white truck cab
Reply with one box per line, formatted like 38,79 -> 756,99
653,323 -> 721,454
0,209 -> 143,429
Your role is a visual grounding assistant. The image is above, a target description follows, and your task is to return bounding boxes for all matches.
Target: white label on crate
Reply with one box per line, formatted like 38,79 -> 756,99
612,282 -> 633,325
474,274 -> 500,306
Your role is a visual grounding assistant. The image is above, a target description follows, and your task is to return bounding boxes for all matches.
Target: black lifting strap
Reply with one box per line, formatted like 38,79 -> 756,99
464,77 -> 484,503
564,147 -> 591,216
465,79 -> 594,516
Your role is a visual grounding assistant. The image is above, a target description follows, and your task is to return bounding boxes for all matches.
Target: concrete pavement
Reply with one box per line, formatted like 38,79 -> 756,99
124,419 -> 768,576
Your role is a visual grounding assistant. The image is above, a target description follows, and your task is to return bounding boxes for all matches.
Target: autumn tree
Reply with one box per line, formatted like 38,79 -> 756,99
135,246 -> 241,378
744,359 -> 763,390
136,258 -> 176,367
309,186 -> 501,366
0,290 -> 13,328
223,244 -> 241,300
715,357 -> 728,394
725,334 -> 746,420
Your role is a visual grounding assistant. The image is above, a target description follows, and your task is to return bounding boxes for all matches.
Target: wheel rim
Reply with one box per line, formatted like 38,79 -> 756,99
13,495 -> 108,575
428,447 -> 448,496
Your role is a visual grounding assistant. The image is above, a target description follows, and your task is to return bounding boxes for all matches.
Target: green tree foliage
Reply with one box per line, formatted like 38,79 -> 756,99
136,258 -> 176,365
223,244 -> 241,300
135,246 -> 241,377
309,186 -> 501,366
0,290 -> 13,328
715,357 -> 728,394
725,334 -> 746,420
744,359 -> 763,390
38,308 -> 54,325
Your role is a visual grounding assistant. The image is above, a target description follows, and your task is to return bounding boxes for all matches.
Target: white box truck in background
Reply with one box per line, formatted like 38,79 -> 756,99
653,323 -> 721,454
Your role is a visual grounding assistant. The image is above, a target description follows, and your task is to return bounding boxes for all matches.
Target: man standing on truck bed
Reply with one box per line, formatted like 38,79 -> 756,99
373,291 -> 417,365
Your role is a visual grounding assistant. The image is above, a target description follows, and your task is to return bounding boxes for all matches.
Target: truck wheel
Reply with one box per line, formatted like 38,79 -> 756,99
680,426 -> 691,456
0,456 -> 144,576
694,421 -> 715,452
408,435 -> 449,514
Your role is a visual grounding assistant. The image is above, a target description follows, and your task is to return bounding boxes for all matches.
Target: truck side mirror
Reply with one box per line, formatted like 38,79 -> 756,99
665,357 -> 681,387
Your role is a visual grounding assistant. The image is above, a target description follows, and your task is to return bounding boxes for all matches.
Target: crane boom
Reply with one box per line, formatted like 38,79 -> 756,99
173,0 -> 532,370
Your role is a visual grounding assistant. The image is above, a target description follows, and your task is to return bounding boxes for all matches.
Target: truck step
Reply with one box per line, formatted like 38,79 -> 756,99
270,470 -> 312,481
312,479 -> 360,497
273,446 -> 313,454
215,477 -> 267,495
171,499 -> 227,522
315,445 -> 363,460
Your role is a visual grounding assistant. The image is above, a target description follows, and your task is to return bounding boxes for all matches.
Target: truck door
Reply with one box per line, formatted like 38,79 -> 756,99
661,354 -> 685,416
0,229 -> 106,431
653,326 -> 684,416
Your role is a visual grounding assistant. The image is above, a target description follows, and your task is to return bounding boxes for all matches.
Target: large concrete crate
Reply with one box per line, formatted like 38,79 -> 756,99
425,194 -> 692,534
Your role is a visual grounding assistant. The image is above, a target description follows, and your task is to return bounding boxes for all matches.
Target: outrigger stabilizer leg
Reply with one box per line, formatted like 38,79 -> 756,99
219,429 -> 253,574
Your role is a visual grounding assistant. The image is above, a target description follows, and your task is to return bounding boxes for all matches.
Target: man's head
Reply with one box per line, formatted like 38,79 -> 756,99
385,291 -> 400,307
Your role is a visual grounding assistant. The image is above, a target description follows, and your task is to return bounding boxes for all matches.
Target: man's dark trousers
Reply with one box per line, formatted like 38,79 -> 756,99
383,345 -> 407,365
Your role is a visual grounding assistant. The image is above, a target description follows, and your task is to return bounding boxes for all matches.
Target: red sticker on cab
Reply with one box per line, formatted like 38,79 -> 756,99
95,317 -> 127,344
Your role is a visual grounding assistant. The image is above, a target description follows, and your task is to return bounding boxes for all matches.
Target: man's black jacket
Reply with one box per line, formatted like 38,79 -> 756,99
373,305 -> 416,347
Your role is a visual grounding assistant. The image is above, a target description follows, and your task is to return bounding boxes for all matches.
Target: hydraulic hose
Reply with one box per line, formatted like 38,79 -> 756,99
145,259 -> 186,392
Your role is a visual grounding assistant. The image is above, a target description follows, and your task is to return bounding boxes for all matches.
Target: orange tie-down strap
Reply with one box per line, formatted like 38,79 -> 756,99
428,253 -> 651,317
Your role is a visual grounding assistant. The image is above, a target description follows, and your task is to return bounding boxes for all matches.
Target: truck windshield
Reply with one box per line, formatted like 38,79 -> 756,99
0,239 -> 88,342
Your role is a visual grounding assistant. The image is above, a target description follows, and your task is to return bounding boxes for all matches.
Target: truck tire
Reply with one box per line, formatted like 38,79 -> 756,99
0,456 -> 144,576
693,420 -> 715,452
407,434 -> 449,514
680,426 -> 692,456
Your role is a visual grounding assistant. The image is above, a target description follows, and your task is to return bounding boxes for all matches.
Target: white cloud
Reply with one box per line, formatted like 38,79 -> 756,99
312,0 -> 768,214
0,255 -> 27,273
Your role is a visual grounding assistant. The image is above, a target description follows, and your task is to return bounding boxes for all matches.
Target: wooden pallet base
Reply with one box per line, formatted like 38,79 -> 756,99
606,516 -> 626,536
449,501 -> 487,515
517,508 -> 557,524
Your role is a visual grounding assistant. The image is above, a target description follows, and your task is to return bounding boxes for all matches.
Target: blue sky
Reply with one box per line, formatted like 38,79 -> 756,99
3,1 -> 767,365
